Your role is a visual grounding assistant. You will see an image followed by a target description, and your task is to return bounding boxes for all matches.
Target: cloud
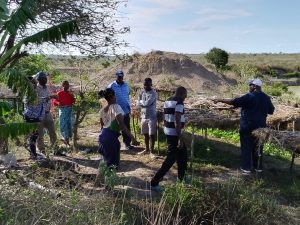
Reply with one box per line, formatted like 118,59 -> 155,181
197,8 -> 252,22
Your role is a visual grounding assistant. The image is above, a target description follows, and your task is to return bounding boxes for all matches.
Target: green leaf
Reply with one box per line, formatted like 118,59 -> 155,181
0,101 -> 12,117
2,0 -> 37,35
0,122 -> 37,139
0,68 -> 36,102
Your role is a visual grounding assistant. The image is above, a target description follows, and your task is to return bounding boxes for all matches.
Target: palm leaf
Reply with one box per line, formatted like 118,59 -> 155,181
0,122 -> 37,139
0,20 -> 79,67
2,0 -> 37,35
0,0 -> 8,25
22,20 -> 80,45
0,68 -> 36,102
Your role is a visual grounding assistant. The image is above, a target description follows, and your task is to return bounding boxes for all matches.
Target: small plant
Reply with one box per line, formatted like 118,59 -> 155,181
100,164 -> 120,190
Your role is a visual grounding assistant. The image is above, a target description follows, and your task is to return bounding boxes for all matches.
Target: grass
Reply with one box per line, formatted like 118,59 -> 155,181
288,86 -> 300,97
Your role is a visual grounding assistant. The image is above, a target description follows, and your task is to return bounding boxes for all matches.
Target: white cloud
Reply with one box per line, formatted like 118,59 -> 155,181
197,8 -> 252,22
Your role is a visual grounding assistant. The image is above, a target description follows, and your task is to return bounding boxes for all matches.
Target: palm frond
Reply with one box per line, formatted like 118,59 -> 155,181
0,0 -> 9,26
22,20 -> 80,45
0,68 -> 36,101
0,122 -> 37,139
0,20 -> 79,66
2,0 -> 37,35
0,101 -> 12,117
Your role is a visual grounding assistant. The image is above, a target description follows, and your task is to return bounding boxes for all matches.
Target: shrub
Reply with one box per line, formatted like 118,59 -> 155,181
205,47 -> 229,69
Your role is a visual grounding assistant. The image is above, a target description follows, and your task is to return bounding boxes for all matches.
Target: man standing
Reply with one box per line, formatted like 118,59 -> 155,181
35,72 -> 65,156
150,86 -> 188,192
213,78 -> 274,173
138,78 -> 157,157
108,70 -> 133,150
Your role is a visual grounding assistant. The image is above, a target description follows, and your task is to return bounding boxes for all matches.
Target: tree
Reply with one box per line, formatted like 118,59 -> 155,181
205,47 -> 229,69
8,0 -> 130,56
0,0 -> 80,144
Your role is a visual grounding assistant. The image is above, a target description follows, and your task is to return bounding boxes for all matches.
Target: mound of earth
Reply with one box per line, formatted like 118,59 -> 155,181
94,51 -> 236,94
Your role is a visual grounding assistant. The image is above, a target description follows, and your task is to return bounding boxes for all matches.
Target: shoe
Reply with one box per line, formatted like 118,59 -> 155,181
255,169 -> 263,173
138,150 -> 149,155
54,150 -> 67,157
29,154 -> 37,160
150,184 -> 162,193
125,145 -> 134,150
240,168 -> 251,174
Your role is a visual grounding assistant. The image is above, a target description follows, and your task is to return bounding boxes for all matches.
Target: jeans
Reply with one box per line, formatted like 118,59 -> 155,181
151,135 -> 187,186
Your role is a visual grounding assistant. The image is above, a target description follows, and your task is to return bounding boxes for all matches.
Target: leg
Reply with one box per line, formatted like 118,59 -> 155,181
252,136 -> 263,170
151,136 -> 178,186
122,114 -> 131,147
177,140 -> 188,181
149,119 -> 157,154
150,135 -> 156,153
239,131 -> 253,171
144,134 -> 150,152
43,113 -> 57,147
28,131 -> 39,158
37,119 -> 46,152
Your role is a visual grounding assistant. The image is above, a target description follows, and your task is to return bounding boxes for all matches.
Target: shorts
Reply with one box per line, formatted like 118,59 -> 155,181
141,119 -> 157,135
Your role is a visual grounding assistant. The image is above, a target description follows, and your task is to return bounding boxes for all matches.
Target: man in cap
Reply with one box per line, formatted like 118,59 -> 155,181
213,78 -> 274,173
34,72 -> 65,156
108,70 -> 134,150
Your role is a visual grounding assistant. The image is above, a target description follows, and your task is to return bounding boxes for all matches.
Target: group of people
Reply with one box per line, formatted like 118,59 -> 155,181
24,69 -> 274,192
24,72 -> 75,159
98,70 -> 188,191
98,71 -> 274,191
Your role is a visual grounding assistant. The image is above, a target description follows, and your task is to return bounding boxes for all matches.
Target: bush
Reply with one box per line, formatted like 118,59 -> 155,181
265,82 -> 288,96
205,47 -> 229,69
282,71 -> 300,78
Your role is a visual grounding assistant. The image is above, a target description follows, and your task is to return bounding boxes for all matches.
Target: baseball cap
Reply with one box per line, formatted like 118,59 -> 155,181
115,70 -> 124,77
249,78 -> 262,87
33,71 -> 48,80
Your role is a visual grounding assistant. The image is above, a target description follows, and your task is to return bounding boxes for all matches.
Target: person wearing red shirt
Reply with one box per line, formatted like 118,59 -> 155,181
53,80 -> 75,146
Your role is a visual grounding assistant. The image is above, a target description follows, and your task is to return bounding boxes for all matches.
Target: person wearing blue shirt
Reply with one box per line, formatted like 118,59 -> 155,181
108,70 -> 134,150
214,79 -> 274,174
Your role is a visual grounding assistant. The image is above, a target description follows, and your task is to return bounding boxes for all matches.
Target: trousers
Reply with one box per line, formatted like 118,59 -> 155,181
151,135 -> 187,186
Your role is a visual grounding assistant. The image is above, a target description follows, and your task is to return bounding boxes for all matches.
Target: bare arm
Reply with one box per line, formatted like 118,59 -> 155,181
213,98 -> 234,105
100,118 -> 104,129
139,92 -> 156,107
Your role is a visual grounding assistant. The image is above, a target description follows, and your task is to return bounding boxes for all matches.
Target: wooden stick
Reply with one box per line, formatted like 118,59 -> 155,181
157,118 -> 160,155
132,114 -> 137,139
190,126 -> 195,179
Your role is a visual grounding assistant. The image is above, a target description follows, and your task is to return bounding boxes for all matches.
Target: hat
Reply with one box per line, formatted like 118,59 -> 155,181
249,78 -> 262,87
33,71 -> 48,80
115,70 -> 124,77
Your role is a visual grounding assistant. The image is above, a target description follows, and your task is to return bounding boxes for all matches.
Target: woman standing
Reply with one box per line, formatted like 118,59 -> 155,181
98,88 -> 139,169
53,80 -> 75,146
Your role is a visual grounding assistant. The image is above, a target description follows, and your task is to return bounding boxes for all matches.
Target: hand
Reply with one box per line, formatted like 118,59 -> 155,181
212,98 -> 221,104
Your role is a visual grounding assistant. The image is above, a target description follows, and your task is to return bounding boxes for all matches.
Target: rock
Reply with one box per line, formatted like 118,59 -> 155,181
0,153 -> 18,168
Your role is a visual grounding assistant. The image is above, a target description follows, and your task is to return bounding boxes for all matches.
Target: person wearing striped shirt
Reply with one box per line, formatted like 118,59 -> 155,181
108,70 -> 134,150
150,86 -> 188,192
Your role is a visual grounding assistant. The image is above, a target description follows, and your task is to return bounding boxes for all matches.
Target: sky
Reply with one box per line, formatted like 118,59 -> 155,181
119,0 -> 300,54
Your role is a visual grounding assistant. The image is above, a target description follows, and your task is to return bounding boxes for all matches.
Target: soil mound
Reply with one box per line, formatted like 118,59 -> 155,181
95,51 -> 236,94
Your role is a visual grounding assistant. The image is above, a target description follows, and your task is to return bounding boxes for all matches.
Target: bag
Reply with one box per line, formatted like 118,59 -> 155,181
23,104 -> 44,123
